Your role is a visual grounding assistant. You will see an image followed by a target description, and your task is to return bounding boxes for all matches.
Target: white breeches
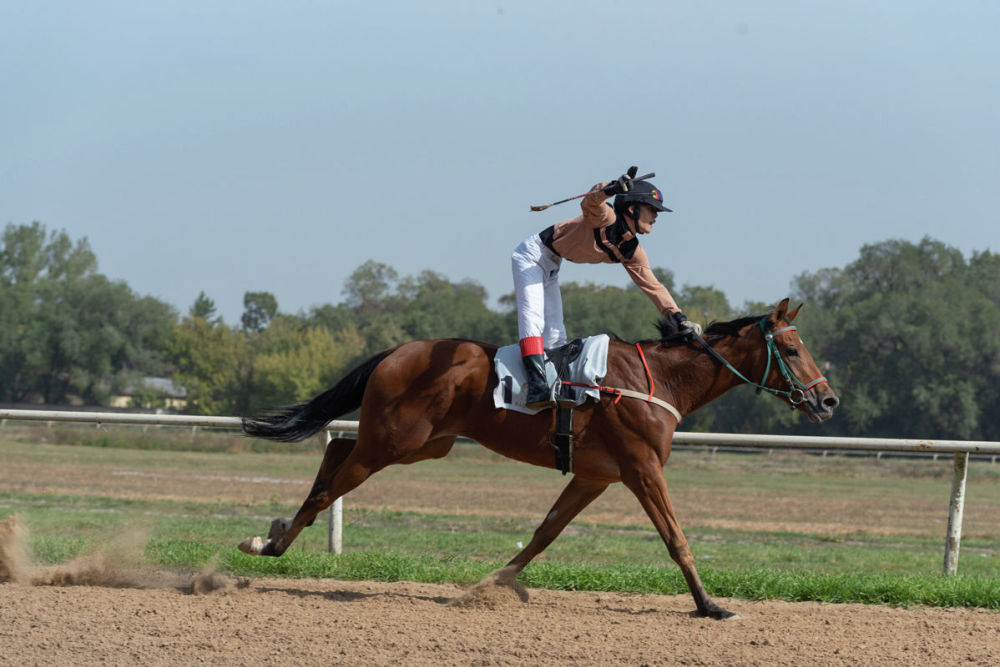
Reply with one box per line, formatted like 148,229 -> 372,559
511,234 -> 566,348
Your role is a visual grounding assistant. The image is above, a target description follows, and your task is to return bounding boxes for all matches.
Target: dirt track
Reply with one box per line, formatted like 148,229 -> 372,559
2,575 -> 999,666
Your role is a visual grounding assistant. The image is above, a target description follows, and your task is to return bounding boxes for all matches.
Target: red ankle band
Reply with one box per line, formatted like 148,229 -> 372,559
519,337 -> 544,356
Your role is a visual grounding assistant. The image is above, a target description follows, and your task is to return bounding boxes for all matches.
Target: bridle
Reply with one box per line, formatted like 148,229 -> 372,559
690,319 -> 828,407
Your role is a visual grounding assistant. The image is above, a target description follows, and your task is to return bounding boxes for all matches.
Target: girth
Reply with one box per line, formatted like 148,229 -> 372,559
541,339 -> 683,475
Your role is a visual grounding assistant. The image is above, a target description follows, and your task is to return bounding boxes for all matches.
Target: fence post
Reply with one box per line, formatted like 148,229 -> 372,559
326,430 -> 343,555
943,452 -> 969,576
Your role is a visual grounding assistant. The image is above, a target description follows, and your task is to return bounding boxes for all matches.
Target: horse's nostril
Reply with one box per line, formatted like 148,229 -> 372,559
823,396 -> 840,410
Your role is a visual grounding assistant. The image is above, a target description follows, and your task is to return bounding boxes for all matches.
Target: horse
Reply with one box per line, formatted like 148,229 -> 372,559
238,298 -> 839,620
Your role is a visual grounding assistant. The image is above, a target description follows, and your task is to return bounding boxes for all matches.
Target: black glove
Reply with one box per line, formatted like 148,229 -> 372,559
671,311 -> 703,338
602,165 -> 638,196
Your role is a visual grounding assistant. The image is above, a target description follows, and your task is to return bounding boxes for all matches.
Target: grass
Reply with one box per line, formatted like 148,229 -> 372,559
16,524 -> 1000,610
2,423 -> 999,609
6,495 -> 999,609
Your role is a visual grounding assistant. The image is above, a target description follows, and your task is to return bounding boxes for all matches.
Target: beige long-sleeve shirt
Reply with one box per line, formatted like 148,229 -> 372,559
537,187 -> 679,315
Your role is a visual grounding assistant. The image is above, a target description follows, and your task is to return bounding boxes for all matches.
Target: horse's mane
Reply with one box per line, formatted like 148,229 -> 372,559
698,313 -> 770,339
608,312 -> 770,346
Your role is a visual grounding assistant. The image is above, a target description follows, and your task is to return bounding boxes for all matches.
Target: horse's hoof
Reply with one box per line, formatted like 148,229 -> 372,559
238,536 -> 265,555
692,607 -> 740,621
267,518 -> 291,540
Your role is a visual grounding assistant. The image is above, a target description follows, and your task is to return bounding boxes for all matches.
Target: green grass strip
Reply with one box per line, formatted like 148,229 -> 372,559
519,562 -> 1000,609
135,541 -> 1000,610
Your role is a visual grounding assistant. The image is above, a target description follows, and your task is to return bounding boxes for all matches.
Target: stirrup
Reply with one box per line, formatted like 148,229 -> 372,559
524,384 -> 555,409
525,397 -> 555,409
554,380 -> 577,409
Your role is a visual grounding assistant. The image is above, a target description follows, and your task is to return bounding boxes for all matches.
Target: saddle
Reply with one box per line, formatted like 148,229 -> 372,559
493,336 -> 610,476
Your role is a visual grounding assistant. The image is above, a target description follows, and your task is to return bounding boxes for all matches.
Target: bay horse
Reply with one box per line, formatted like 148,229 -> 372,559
239,298 -> 838,620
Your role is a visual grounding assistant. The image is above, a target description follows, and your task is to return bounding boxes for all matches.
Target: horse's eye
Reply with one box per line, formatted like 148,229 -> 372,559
785,348 -> 799,357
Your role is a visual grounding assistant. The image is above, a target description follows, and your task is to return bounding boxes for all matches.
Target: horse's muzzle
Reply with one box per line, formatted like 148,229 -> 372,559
802,386 -> 839,423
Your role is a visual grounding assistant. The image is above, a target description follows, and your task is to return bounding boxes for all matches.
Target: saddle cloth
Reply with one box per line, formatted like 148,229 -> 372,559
493,334 -> 610,415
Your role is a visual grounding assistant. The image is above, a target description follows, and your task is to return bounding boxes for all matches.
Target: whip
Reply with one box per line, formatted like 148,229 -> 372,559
529,172 -> 655,212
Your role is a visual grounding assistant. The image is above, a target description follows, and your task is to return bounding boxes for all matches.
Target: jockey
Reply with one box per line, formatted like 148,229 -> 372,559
511,167 -> 703,409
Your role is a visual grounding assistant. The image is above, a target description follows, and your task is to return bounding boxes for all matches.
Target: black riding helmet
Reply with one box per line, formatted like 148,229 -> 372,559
613,181 -> 673,216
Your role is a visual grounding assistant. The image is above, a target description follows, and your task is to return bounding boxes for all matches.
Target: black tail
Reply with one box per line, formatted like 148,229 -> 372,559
241,350 -> 393,442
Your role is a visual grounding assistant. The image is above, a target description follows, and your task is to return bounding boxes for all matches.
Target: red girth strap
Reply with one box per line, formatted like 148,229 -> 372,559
635,342 -> 655,402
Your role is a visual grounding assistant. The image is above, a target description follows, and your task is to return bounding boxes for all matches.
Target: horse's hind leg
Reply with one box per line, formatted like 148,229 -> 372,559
490,476 -> 609,586
238,436 -> 364,556
240,426 -> 453,557
302,437 -> 355,528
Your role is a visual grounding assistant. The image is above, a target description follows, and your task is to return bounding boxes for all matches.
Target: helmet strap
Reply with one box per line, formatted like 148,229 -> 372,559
625,205 -> 640,234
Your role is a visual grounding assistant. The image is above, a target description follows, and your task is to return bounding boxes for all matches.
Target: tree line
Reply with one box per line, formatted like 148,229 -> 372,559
2,221 -> 999,441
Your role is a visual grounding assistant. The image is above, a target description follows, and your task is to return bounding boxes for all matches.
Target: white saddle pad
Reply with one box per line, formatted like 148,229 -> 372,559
492,334 -> 610,415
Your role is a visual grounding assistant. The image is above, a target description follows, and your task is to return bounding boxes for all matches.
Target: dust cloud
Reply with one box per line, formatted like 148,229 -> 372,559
449,565 -> 530,609
0,514 -> 247,594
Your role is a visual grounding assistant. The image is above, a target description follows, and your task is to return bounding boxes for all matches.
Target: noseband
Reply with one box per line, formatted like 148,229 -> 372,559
691,319 -> 828,406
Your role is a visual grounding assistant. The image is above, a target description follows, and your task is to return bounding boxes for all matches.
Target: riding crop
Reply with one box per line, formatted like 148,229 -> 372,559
529,172 -> 655,212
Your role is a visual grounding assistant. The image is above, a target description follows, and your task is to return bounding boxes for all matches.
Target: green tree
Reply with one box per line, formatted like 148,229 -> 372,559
241,291 -> 278,332
677,284 -> 735,324
397,271 -> 510,343
190,291 -> 218,321
336,261 -> 408,354
0,221 -> 97,285
307,303 -> 354,334
326,261 -> 511,356
561,281 -> 659,342
0,223 -> 176,404
168,314 -> 246,415
343,260 -> 399,308
169,311 -> 367,415
789,237 -> 1000,439
251,320 -> 366,410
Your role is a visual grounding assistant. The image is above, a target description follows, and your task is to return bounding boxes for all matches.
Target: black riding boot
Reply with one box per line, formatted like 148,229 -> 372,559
522,354 -> 554,409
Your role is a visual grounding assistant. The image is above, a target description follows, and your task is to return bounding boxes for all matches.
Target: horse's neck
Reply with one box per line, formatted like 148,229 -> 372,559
650,334 -> 764,415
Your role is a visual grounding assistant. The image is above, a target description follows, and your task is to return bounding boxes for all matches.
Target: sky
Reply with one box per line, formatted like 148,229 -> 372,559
2,1 -> 998,325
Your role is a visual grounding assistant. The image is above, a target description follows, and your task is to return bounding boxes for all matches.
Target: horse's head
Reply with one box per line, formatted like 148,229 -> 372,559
757,298 -> 839,423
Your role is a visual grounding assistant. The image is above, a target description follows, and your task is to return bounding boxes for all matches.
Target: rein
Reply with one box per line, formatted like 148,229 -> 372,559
560,319 -> 825,420
691,320 -> 828,406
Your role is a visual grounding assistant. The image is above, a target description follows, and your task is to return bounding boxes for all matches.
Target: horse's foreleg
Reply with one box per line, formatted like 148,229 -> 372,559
239,437 -> 370,557
622,464 -> 737,620
492,476 -> 609,586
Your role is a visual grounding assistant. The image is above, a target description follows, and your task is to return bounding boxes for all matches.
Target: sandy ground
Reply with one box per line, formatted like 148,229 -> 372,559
2,575 -> 999,666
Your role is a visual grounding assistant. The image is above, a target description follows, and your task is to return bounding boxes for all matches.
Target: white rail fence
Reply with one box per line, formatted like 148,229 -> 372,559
3,408 -> 999,576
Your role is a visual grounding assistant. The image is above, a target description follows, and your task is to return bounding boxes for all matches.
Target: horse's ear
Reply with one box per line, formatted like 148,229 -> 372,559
769,298 -> 790,326
787,303 -> 803,322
